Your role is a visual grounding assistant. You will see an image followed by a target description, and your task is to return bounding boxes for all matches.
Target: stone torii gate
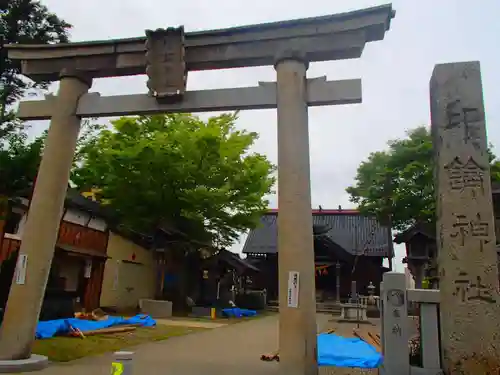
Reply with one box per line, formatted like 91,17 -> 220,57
0,4 -> 395,373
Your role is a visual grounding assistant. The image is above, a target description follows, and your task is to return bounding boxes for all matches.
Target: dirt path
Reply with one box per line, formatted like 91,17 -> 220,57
21,314 -> 303,375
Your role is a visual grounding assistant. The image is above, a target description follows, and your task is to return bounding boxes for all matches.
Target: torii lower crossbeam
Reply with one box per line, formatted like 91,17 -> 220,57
16,77 -> 361,120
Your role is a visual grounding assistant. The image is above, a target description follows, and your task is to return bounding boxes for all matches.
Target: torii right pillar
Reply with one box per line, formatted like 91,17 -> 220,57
275,52 -> 317,375
431,61 -> 500,374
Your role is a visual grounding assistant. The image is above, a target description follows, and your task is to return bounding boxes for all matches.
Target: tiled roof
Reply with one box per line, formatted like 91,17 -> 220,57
242,210 -> 391,257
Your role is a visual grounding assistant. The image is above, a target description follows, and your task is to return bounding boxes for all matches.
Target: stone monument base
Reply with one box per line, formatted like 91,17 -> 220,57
0,355 -> 49,373
339,303 -> 368,322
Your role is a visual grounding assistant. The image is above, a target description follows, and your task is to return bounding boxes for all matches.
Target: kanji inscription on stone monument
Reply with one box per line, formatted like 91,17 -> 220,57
450,212 -> 490,250
453,271 -> 496,304
445,99 -> 482,150
431,61 -> 500,374
445,157 -> 485,193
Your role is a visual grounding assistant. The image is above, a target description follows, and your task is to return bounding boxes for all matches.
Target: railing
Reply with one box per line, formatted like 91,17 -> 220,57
379,272 -> 443,375
0,221 -> 108,263
358,294 -> 380,308
57,221 -> 108,254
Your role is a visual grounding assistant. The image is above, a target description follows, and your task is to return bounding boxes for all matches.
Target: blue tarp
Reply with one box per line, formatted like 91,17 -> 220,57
317,333 -> 382,368
36,314 -> 156,339
221,308 -> 257,318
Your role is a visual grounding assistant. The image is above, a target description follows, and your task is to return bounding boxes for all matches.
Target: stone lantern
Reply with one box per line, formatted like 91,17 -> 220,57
367,281 -> 376,305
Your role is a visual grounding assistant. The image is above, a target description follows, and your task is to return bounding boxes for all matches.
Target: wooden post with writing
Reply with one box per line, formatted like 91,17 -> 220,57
431,61 -> 500,374
379,272 -> 409,375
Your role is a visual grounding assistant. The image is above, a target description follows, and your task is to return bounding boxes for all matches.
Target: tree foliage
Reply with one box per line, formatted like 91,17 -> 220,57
72,113 -> 276,249
0,0 -> 71,194
346,126 -> 500,231
0,128 -> 43,196
0,0 -> 71,196
1,0 -> 71,113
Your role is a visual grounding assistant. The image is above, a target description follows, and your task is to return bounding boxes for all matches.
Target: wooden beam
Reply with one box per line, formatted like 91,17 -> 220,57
17,77 -> 362,120
6,4 -> 394,81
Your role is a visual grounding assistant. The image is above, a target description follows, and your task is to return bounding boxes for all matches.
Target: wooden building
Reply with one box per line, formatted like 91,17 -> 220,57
1,190 -> 110,313
242,208 -> 392,301
197,249 -> 259,306
0,190 -> 158,315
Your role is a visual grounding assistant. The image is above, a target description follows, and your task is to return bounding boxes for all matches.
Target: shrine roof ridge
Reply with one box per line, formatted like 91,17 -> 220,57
6,4 -> 395,81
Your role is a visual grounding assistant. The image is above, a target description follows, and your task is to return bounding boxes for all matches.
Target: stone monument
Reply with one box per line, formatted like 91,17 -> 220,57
431,61 -> 500,374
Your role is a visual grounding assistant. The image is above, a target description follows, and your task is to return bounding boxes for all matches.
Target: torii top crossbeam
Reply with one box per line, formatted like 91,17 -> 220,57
7,4 -> 395,82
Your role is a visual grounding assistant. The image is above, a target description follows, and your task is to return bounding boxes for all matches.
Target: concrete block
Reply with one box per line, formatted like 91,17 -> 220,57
139,299 -> 172,318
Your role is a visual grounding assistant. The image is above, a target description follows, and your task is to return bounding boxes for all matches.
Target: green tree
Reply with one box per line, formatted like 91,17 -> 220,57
0,128 -> 43,196
0,118 -> 102,197
346,126 -> 500,231
1,0 -> 71,136
72,113 -> 276,249
0,1 -> 71,198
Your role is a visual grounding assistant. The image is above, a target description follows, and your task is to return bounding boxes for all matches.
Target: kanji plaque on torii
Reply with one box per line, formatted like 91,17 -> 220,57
145,27 -> 187,101
0,5 -> 395,374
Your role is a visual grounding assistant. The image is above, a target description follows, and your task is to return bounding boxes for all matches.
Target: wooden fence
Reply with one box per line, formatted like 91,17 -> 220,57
379,271 -> 443,375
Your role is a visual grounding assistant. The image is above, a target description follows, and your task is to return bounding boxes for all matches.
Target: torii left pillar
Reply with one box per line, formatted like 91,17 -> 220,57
0,70 -> 92,360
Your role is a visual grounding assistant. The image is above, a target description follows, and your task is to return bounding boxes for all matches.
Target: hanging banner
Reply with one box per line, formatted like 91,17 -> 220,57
287,271 -> 300,308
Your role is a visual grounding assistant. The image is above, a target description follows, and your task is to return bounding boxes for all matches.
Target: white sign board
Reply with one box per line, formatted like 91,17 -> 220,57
287,271 -> 300,308
84,259 -> 92,278
15,254 -> 28,285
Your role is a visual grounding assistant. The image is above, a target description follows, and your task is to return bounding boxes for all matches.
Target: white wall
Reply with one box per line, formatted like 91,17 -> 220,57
63,209 -> 90,226
14,207 -> 107,238
63,209 -> 107,231
88,216 -> 107,231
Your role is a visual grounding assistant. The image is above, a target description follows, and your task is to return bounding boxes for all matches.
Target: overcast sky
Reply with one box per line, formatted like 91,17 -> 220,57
32,0 -> 500,271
